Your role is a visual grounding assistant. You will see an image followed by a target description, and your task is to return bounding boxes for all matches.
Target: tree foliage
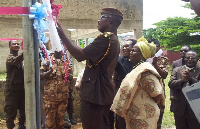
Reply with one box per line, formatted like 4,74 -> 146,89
143,4 -> 200,52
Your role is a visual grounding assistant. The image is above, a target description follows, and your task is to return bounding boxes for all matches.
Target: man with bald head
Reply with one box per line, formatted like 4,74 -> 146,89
4,40 -> 25,129
169,50 -> 200,129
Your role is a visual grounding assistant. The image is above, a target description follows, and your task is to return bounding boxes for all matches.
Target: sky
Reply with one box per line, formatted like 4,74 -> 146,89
143,0 -> 195,29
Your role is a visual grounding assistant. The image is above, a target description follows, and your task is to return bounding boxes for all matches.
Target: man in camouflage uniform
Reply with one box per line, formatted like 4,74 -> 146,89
4,40 -> 26,129
42,51 -> 69,129
151,39 -> 169,129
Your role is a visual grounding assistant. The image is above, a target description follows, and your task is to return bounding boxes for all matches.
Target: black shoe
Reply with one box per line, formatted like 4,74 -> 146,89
70,118 -> 77,125
18,125 -> 26,129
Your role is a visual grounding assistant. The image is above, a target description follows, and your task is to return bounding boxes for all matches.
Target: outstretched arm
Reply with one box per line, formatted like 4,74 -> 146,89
57,24 -> 88,62
40,69 -> 53,80
7,52 -> 23,66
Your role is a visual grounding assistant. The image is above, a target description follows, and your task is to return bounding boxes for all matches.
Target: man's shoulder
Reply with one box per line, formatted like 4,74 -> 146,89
6,54 -> 14,62
117,56 -> 124,61
103,32 -> 114,37
95,32 -> 114,39
195,65 -> 200,70
172,58 -> 182,64
7,54 -> 13,58
173,65 -> 184,71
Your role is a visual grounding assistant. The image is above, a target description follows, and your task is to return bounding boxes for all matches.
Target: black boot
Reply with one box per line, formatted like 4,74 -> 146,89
69,113 -> 77,125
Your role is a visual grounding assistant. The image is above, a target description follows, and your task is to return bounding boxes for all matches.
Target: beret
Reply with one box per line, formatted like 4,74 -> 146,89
101,8 -> 123,20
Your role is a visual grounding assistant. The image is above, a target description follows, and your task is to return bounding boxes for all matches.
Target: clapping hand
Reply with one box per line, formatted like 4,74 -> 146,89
182,69 -> 190,82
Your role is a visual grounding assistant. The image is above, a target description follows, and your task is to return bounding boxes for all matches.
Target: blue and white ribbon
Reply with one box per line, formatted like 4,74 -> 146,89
29,2 -> 49,44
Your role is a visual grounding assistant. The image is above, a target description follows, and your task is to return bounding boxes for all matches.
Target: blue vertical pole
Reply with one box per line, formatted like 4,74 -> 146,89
32,0 -> 41,128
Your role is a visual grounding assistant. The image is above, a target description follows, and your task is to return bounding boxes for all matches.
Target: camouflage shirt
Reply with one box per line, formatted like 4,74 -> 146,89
52,58 -> 65,81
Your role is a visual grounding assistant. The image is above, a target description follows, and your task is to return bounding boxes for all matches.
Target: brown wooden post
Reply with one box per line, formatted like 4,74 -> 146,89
22,0 -> 37,128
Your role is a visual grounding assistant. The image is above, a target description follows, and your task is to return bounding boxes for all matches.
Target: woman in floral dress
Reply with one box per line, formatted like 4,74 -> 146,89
111,37 -> 165,129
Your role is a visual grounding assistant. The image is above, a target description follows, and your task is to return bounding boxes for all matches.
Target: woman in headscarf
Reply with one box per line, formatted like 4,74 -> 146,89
111,36 -> 165,129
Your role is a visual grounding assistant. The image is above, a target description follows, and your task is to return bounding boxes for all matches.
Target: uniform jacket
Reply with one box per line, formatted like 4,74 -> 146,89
172,58 -> 184,70
115,56 -> 134,90
5,53 -> 24,91
81,32 -> 120,105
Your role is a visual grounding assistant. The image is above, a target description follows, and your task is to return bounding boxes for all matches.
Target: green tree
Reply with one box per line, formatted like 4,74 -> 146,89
143,3 -> 200,52
143,28 -> 159,42
79,39 -> 85,48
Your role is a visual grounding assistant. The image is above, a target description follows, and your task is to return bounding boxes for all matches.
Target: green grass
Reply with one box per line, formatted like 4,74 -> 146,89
0,69 -> 176,127
0,73 -> 6,79
162,67 -> 175,128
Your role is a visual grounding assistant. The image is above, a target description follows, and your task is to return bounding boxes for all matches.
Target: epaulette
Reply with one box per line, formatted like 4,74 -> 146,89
141,71 -> 152,77
103,32 -> 113,37
86,32 -> 112,68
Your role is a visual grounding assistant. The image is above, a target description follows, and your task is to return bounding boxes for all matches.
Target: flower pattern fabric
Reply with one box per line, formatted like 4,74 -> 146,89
130,119 -> 148,129
140,78 -> 155,93
111,62 -> 165,129
145,103 -> 156,118
120,86 -> 131,100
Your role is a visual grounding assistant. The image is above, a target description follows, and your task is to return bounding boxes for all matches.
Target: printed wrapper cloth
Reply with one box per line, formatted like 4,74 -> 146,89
110,62 -> 165,118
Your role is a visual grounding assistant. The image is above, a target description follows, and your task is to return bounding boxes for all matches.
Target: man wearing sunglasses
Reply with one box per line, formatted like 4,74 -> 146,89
57,8 -> 123,129
170,45 -> 191,113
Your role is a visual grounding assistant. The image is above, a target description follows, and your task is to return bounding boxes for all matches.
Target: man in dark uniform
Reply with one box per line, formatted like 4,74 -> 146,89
4,40 -> 26,129
168,50 -> 200,129
57,8 -> 123,129
170,45 -> 191,112
110,39 -> 136,129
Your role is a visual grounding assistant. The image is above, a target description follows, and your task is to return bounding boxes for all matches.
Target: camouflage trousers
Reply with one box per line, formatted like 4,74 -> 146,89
43,81 -> 69,129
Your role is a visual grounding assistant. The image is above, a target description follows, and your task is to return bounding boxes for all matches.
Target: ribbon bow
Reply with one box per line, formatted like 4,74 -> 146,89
29,2 -> 49,44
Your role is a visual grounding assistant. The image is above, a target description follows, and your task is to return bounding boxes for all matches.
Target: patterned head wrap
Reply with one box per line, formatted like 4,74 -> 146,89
137,36 -> 156,59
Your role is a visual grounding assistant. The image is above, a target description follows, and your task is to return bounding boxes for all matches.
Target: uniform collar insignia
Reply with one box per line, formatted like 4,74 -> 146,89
103,32 -> 113,37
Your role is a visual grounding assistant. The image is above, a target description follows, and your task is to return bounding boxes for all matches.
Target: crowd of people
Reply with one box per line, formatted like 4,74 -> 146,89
4,7 -> 200,129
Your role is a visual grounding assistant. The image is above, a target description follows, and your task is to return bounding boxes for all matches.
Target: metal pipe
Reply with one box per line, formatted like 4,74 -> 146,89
32,0 -> 41,128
